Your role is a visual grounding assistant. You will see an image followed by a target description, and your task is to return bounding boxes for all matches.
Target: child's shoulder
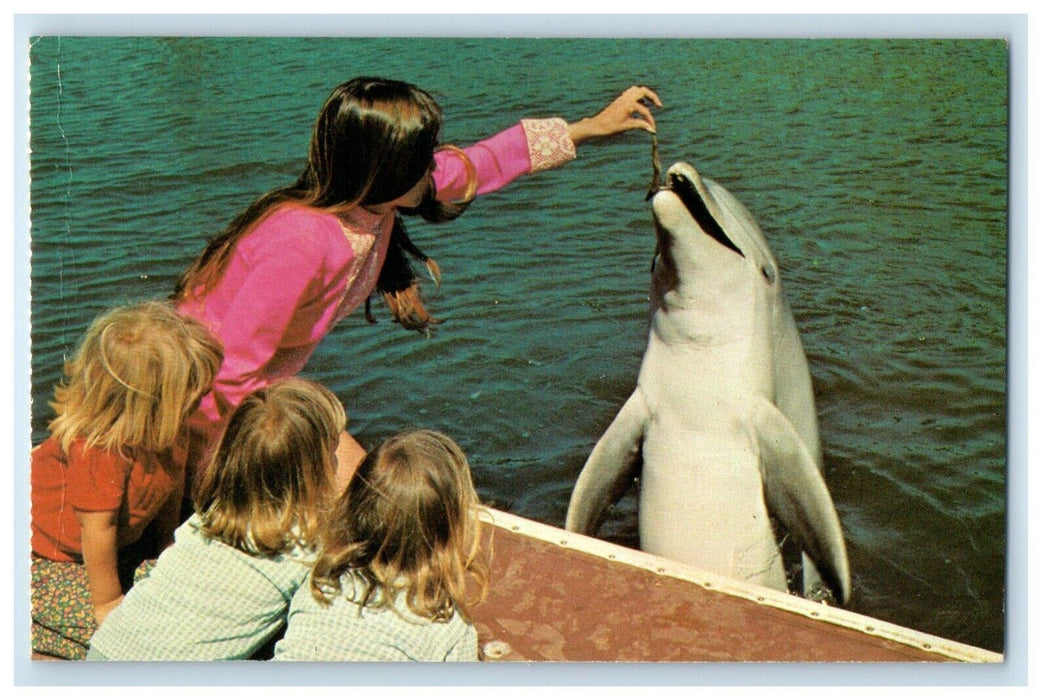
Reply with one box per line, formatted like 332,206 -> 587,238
258,204 -> 344,238
179,515 -> 316,572
245,205 -> 348,258
31,435 -> 62,460
265,203 -> 340,226
33,436 -> 127,469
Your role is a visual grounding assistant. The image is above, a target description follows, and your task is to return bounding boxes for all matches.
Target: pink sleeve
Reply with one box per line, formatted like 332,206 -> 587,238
197,248 -> 324,432
432,118 -> 577,202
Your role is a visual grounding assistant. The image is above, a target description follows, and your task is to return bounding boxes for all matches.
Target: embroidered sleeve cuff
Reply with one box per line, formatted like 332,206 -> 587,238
521,118 -> 577,173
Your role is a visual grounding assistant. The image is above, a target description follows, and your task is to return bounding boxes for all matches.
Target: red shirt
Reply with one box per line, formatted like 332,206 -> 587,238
30,437 -> 181,562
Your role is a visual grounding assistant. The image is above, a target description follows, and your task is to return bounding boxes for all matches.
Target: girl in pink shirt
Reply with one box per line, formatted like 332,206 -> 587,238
173,77 -> 662,483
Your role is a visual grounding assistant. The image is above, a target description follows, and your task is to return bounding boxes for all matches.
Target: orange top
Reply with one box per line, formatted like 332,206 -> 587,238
30,437 -> 180,562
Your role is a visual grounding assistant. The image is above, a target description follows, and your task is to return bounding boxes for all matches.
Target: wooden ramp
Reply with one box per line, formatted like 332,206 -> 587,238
469,509 -> 1002,663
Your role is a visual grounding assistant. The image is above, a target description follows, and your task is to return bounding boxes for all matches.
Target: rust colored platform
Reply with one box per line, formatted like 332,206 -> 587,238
468,509 -> 1002,663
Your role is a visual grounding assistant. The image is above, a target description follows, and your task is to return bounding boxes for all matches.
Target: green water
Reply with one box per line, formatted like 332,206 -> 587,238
28,37 -> 1008,652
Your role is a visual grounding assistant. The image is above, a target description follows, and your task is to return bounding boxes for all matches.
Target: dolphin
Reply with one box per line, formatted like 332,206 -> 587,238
566,162 -> 851,605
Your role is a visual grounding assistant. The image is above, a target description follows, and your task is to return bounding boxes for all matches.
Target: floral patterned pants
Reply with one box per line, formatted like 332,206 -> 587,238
31,557 -> 95,659
31,554 -> 155,660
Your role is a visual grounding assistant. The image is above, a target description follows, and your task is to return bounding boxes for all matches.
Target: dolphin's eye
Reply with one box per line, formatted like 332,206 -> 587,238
761,265 -> 775,284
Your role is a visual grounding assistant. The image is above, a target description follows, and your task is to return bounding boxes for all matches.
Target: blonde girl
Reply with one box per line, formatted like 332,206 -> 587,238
30,301 -> 222,659
87,377 -> 346,660
274,429 -> 489,661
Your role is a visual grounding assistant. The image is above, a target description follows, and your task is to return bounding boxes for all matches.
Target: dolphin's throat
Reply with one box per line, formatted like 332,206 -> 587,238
670,172 -> 745,258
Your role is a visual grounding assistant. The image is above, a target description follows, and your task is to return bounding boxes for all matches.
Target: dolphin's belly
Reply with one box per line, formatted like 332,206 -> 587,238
637,419 -> 787,591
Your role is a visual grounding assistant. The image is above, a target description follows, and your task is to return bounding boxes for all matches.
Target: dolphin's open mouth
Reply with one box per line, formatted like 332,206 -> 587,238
668,171 -> 745,258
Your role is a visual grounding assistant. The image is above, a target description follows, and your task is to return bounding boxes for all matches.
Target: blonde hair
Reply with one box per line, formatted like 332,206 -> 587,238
48,301 -> 223,456
193,378 -> 346,556
310,429 -> 490,622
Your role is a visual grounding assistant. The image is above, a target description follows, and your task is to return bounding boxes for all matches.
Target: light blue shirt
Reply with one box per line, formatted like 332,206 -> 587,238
274,574 -> 478,662
88,514 -> 312,660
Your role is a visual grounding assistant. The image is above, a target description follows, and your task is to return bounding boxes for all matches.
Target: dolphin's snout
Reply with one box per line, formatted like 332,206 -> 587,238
657,163 -> 744,259
647,162 -> 703,202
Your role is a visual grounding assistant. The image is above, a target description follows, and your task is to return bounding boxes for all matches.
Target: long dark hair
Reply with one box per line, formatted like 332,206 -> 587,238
174,77 -> 467,332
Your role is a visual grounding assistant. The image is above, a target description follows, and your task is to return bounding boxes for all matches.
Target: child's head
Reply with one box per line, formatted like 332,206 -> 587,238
48,301 -> 222,455
306,77 -> 443,209
311,429 -> 489,622
194,378 -> 347,556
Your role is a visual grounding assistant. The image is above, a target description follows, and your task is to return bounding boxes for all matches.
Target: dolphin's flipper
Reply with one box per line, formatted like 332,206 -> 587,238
566,389 -> 649,536
771,306 -> 827,598
753,398 -> 851,605
772,305 -> 821,468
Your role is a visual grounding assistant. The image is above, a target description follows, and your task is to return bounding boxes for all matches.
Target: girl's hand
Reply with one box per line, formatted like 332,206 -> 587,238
567,85 -> 663,145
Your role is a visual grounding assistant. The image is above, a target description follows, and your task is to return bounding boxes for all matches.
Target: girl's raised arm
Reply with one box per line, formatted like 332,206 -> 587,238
432,85 -> 662,203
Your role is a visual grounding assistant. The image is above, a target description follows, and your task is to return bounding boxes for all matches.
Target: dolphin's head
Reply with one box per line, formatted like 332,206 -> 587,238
650,162 -> 779,301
